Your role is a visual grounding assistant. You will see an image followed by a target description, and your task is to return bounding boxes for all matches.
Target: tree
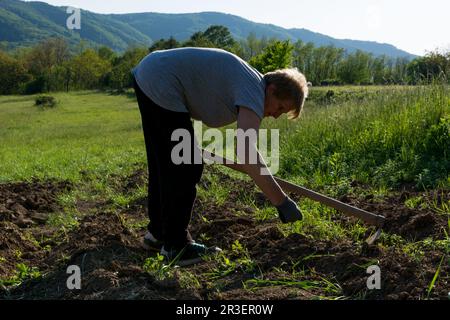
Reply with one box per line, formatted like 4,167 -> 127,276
182,25 -> 236,51
238,33 -> 270,61
246,32 -> 260,58
24,38 -> 70,92
183,31 -> 214,48
98,46 -> 116,61
407,50 -> 449,84
149,36 -> 180,52
110,47 -> 148,90
203,25 -> 236,50
391,57 -> 409,84
309,46 -> 344,85
370,55 -> 388,84
249,40 -> 294,73
338,50 -> 372,84
97,46 -> 117,88
293,41 -> 315,83
228,40 -> 246,59
0,51 -> 30,94
70,49 -> 111,89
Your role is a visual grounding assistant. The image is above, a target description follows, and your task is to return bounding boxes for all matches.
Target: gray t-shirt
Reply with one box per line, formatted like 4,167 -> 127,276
132,47 -> 266,128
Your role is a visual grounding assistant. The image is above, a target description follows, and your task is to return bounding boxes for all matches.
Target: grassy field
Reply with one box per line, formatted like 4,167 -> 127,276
1,86 -> 448,188
0,91 -> 145,182
0,86 -> 449,299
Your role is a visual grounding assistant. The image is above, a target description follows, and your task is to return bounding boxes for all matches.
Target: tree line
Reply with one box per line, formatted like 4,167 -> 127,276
0,25 -> 448,95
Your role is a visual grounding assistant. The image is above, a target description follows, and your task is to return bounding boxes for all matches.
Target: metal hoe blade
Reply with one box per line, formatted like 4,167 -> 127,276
366,228 -> 383,245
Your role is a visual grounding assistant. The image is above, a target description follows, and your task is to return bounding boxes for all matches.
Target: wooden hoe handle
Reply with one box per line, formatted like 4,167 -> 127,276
202,150 -> 386,227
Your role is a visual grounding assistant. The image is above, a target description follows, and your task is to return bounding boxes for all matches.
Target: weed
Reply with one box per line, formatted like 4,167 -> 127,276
231,240 -> 257,273
124,219 -> 148,231
176,271 -> 201,290
142,254 -> 174,281
405,196 -> 425,209
46,210 -> 79,230
206,253 -> 238,280
0,263 -> 41,287
426,256 -> 445,299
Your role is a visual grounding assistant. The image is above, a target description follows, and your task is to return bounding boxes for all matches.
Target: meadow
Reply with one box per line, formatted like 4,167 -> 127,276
0,85 -> 448,299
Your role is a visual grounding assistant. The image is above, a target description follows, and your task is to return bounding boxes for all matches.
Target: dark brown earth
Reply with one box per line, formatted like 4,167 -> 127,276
339,189 -> 450,241
0,168 -> 448,300
0,180 -> 72,227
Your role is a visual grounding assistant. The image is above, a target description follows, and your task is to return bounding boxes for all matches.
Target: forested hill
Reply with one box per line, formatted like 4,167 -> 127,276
0,0 -> 416,58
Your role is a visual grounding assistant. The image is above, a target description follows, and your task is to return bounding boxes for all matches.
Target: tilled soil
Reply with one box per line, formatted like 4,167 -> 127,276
0,180 -> 72,278
0,169 -> 448,300
339,190 -> 450,241
0,180 -> 72,227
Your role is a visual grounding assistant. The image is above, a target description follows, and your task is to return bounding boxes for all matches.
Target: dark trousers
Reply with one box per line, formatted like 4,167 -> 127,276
133,79 -> 204,249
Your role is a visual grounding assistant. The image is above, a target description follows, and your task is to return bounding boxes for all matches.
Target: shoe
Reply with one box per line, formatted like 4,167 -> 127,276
143,231 -> 164,251
161,242 -> 222,267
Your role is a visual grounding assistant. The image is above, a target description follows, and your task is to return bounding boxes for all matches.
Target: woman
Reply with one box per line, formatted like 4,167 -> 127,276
132,47 -> 308,266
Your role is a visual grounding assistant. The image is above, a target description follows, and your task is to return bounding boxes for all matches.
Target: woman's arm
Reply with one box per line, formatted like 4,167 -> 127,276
236,106 -> 287,206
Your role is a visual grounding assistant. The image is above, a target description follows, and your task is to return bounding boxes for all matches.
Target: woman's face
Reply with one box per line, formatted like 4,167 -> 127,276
263,84 -> 293,119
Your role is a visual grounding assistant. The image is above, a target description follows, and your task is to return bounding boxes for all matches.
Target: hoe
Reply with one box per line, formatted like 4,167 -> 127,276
202,150 -> 385,245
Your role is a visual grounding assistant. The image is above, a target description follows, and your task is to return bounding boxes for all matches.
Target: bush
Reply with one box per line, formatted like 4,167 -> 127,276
35,95 -> 57,108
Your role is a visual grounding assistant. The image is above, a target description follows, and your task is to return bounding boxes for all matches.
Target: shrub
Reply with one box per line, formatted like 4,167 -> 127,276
35,95 -> 57,108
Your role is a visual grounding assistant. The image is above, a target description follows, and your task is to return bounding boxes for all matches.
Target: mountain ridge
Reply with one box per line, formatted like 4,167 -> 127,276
0,0 -> 416,58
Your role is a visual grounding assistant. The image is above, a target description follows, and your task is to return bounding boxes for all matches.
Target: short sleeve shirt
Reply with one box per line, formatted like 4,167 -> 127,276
132,47 -> 266,128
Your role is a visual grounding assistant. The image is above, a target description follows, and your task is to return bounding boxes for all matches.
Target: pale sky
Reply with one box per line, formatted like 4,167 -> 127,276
23,0 -> 450,56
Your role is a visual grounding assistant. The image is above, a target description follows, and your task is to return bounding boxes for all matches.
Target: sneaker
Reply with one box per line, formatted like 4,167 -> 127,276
143,232 -> 164,251
161,242 -> 222,267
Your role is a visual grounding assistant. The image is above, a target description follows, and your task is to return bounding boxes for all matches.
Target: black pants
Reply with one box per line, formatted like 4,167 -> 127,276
133,79 -> 204,249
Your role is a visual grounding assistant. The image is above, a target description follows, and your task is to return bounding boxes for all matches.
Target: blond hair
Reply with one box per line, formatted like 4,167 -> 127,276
264,68 -> 309,119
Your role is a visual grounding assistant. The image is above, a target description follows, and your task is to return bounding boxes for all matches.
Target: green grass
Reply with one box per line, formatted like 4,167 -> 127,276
263,85 -> 449,191
427,255 -> 445,299
2,86 -> 447,190
0,90 -> 146,183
